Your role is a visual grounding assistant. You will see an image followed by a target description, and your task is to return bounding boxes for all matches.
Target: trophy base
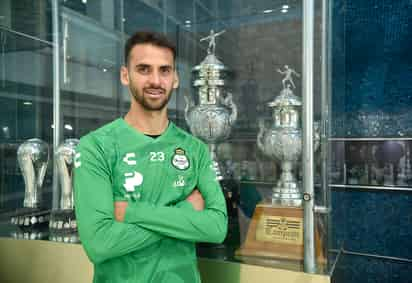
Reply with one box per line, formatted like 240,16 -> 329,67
236,203 -> 324,263
10,208 -> 50,229
49,209 -> 79,243
9,208 -> 50,240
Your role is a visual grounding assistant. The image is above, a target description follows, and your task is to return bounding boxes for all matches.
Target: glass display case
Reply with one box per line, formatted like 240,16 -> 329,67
0,0 -> 337,276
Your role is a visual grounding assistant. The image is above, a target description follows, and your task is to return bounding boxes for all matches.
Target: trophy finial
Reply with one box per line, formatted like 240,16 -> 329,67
277,64 -> 300,90
200,29 -> 226,55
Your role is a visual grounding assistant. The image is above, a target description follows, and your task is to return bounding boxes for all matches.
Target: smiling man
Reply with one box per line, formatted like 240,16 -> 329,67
74,31 -> 227,283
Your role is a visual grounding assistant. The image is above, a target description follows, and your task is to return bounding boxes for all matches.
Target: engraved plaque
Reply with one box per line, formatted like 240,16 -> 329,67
256,215 -> 303,245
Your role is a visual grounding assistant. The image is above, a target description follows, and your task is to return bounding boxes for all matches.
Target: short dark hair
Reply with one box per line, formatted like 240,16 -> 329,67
124,31 -> 176,65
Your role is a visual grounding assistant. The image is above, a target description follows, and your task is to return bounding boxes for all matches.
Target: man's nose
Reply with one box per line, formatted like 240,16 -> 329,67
148,71 -> 161,85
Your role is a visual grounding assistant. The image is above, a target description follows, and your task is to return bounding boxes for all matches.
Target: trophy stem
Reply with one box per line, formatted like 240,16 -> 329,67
272,161 -> 302,207
209,143 -> 223,180
280,161 -> 296,184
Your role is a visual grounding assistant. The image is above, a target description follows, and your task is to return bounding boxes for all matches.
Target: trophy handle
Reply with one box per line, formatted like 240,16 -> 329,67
223,92 -> 237,125
313,120 -> 321,152
257,119 -> 266,153
183,95 -> 193,126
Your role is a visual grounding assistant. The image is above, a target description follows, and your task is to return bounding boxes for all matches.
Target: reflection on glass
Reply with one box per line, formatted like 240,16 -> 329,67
331,141 -> 412,187
0,24 -> 53,239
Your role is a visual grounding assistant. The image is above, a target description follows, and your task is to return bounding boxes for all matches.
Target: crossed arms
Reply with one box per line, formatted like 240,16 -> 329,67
74,137 -> 227,264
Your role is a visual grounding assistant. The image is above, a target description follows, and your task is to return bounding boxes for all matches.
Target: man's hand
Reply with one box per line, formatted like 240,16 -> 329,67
186,189 -> 204,211
114,201 -> 128,222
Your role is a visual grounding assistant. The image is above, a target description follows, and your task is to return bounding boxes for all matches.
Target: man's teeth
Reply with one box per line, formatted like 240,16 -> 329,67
146,89 -> 163,95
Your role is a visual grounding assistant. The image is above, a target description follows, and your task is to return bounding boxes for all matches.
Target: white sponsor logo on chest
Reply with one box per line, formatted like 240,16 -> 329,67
123,171 -> 143,192
123,153 -> 137,165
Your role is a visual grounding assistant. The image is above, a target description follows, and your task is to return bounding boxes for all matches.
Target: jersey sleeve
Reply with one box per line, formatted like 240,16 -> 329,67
124,143 -> 228,243
74,136 -> 164,264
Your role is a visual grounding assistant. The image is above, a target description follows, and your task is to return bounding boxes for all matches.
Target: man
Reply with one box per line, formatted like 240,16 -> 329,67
74,31 -> 227,283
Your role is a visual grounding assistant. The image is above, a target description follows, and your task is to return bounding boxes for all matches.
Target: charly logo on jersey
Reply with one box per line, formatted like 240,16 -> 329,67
123,171 -> 143,192
123,152 -> 137,165
171,148 -> 190,170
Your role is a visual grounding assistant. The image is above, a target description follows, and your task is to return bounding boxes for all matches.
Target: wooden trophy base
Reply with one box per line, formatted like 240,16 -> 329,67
236,203 -> 324,263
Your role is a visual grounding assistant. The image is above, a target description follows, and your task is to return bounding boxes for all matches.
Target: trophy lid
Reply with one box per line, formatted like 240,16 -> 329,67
268,86 -> 302,108
192,53 -> 227,72
192,54 -> 228,87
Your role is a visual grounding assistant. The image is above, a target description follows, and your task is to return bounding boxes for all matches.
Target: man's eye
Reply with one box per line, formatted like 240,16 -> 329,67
137,66 -> 150,74
160,67 -> 172,75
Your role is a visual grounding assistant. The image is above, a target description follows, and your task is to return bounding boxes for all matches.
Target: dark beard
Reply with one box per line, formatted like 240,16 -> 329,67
130,85 -> 171,111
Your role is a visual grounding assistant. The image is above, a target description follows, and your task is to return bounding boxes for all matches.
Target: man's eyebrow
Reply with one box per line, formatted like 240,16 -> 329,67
135,63 -> 150,68
160,65 -> 173,69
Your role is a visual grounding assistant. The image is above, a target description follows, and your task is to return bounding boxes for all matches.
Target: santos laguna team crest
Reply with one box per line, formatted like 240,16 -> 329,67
171,148 -> 190,170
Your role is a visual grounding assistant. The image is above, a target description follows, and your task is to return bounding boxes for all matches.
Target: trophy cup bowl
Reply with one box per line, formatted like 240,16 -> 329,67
186,105 -> 232,143
17,138 -> 49,208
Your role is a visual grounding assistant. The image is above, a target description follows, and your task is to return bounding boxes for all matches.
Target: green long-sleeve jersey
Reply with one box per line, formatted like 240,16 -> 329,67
74,118 -> 228,283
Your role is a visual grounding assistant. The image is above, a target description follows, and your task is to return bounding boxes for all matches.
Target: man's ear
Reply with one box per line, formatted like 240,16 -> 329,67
173,71 -> 179,89
120,66 -> 129,86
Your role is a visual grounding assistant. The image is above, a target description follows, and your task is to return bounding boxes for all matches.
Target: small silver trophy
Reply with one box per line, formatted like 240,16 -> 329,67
257,65 -> 319,206
50,138 -> 80,243
11,138 -> 50,238
185,29 -> 237,180
55,139 -> 79,210
17,138 -> 49,208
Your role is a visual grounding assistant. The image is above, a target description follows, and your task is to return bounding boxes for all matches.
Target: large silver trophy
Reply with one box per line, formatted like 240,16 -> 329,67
185,29 -> 237,180
11,138 -> 50,239
236,66 -> 323,261
257,65 -> 319,206
17,138 -> 49,209
50,138 -> 80,243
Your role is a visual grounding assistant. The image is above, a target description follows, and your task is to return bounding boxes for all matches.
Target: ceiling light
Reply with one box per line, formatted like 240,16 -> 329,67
281,9 -> 288,13
263,9 -> 274,14
64,124 -> 73,131
282,5 -> 289,9
23,101 -> 32,106
185,20 -> 191,24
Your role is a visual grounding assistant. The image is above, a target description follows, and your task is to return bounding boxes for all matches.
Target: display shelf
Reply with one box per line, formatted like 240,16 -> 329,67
329,184 -> 412,192
329,137 -> 412,141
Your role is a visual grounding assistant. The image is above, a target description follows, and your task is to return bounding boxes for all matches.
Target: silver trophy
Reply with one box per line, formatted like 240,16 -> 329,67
257,66 -> 319,206
17,138 -> 49,208
185,29 -> 237,180
49,139 -> 79,242
55,139 -> 79,210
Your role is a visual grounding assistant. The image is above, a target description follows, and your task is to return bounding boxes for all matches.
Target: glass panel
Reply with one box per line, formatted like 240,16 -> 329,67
62,0 -> 121,31
0,0 -> 336,276
173,0 -> 331,274
0,0 -> 52,43
60,6 -> 123,139
0,27 -> 54,239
